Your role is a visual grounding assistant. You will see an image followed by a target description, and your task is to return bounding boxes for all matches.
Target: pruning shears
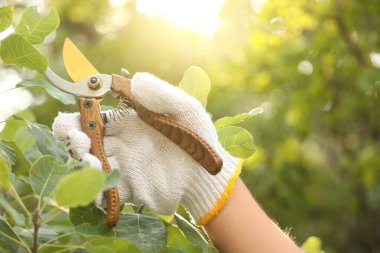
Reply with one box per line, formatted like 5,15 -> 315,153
45,38 -> 223,227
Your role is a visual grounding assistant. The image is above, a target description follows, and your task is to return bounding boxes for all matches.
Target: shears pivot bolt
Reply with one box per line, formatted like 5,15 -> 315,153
88,121 -> 96,130
88,76 -> 102,90
84,100 -> 93,108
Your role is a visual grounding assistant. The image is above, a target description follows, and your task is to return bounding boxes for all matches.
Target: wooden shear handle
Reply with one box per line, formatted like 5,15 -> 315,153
110,74 -> 223,175
78,98 -> 120,227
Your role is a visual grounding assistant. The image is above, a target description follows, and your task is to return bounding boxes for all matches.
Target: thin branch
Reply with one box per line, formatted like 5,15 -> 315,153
31,209 -> 40,253
334,0 -> 368,67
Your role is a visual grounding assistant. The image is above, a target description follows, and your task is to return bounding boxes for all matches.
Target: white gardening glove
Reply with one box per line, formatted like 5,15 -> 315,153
52,73 -> 242,226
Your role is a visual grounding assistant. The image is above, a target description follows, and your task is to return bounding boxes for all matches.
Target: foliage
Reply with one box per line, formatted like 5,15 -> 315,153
0,3 -> 256,253
15,6 -> 60,45
2,0 -> 378,252
0,34 -> 48,73
0,6 -> 13,32
178,66 -> 211,107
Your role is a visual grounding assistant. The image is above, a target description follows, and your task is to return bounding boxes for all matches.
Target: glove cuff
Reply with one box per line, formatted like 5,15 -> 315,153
182,155 -> 243,226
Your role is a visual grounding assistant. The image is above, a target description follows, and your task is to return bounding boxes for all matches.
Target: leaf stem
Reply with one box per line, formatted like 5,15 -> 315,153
136,205 -> 145,214
9,184 -> 32,219
38,233 -> 72,249
40,207 -> 62,225
43,245 -> 85,253
40,244 -> 82,248
0,229 -> 31,252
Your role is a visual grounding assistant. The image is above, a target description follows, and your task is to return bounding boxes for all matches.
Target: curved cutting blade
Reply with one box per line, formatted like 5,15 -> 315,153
63,38 -> 99,82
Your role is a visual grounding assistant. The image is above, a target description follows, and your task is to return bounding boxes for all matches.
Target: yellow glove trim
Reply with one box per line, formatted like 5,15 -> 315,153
196,159 -> 244,226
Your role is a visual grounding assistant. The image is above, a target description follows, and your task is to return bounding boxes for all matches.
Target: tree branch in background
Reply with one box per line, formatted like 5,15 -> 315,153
334,0 -> 368,67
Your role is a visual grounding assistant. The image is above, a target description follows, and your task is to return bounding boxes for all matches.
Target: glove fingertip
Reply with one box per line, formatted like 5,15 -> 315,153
131,72 -> 191,116
52,112 -> 81,141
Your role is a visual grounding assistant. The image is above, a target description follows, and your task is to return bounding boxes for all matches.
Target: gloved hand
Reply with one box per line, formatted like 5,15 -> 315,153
52,73 -> 242,226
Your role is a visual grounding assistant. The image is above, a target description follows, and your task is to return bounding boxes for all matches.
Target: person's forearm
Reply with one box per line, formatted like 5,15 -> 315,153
204,178 -> 302,253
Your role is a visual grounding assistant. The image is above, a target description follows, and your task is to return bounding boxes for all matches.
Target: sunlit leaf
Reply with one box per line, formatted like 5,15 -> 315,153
15,6 -> 59,44
217,126 -> 256,158
0,6 -> 13,33
0,34 -> 48,73
86,237 -> 142,253
214,107 -> 263,129
70,203 -> 107,226
0,140 -> 16,165
166,224 -> 202,253
19,80 -> 76,105
29,155 -> 69,197
115,213 -> 167,253
55,167 -> 105,207
0,217 -> 22,253
0,156 -> 11,189
16,117 -> 69,163
102,169 -> 121,191
174,214 -> 212,249
0,194 -> 25,226
178,66 -> 211,107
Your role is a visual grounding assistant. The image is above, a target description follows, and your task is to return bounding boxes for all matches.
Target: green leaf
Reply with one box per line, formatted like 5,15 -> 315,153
0,194 -> 25,226
86,237 -> 142,253
178,66 -> 211,107
217,126 -> 256,158
16,117 -> 69,163
214,107 -> 263,129
29,155 -> 69,197
69,203 -> 107,226
55,167 -> 105,207
166,224 -> 202,253
19,80 -> 76,105
0,34 -> 48,73
73,222 -> 115,236
15,6 -> 60,45
0,217 -> 22,253
0,140 -> 16,165
14,225 -> 59,244
3,141 -> 31,176
115,213 -> 167,253
0,6 -> 13,33
102,169 -> 121,191
174,214 -> 212,249
0,156 -> 11,189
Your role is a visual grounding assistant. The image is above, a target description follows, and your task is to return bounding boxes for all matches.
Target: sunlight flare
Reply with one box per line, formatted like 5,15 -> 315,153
136,0 -> 223,33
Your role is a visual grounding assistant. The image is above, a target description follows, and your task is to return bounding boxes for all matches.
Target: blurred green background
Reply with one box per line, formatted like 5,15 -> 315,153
3,0 -> 380,252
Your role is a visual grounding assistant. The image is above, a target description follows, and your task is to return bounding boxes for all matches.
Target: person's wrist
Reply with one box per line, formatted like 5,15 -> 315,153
182,151 -> 243,226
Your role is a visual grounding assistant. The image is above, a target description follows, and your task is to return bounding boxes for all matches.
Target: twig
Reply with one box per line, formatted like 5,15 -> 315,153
31,209 -> 40,253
